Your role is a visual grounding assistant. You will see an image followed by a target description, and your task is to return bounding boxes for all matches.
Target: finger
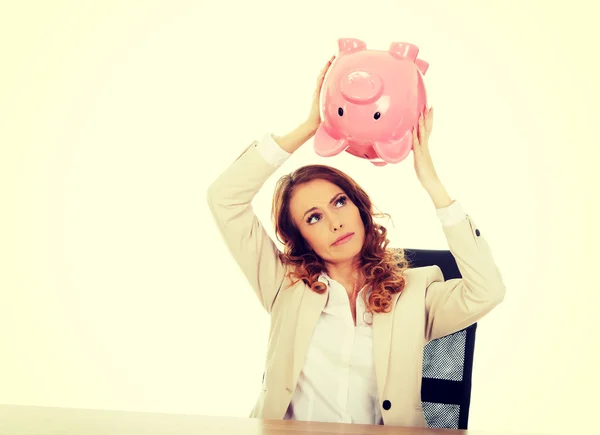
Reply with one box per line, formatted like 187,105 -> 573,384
425,107 -> 434,133
317,62 -> 331,84
322,56 -> 335,71
412,126 -> 420,153
418,115 -> 427,147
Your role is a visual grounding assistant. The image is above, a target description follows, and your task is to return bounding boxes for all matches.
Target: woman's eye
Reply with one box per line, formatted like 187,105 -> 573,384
306,213 -> 321,224
306,196 -> 347,224
335,195 -> 347,207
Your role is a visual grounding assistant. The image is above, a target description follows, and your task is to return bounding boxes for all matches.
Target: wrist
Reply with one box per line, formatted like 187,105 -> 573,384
273,121 -> 319,154
301,119 -> 320,135
421,176 -> 441,192
424,179 -> 454,209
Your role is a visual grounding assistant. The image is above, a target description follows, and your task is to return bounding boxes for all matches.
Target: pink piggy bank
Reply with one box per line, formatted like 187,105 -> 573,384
314,38 -> 429,166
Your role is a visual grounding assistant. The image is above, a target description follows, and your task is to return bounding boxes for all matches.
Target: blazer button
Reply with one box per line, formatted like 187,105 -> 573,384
382,400 -> 392,410
475,229 -> 481,237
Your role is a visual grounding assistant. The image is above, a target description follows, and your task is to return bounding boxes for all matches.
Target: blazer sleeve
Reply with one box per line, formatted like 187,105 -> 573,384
206,140 -> 288,313
424,214 -> 506,342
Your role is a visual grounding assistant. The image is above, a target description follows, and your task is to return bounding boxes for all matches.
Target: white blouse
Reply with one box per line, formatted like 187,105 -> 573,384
284,273 -> 382,424
256,132 -> 467,425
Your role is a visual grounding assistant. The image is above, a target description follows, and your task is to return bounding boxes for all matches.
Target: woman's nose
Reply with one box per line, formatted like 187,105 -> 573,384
332,222 -> 343,232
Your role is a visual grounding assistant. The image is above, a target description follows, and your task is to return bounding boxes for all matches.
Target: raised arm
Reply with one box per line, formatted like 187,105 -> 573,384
206,136 -> 288,313
206,56 -> 334,313
423,213 -> 506,341
404,108 -> 506,340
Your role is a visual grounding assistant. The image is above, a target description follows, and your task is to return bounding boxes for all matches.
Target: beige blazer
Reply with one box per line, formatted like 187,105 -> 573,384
206,140 -> 506,428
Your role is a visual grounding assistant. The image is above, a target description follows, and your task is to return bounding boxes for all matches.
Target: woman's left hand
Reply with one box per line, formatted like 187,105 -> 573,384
412,107 -> 440,189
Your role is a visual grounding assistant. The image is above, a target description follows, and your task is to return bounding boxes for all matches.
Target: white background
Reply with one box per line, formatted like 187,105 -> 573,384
1,1 -> 598,434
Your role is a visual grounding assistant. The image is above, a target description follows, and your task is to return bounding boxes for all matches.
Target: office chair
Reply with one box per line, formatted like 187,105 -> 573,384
404,248 -> 477,430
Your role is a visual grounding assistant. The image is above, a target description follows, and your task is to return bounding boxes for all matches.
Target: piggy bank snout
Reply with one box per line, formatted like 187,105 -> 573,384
340,70 -> 383,104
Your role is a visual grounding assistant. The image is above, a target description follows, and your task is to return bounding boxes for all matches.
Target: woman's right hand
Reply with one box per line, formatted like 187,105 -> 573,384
305,55 -> 336,131
273,55 -> 336,154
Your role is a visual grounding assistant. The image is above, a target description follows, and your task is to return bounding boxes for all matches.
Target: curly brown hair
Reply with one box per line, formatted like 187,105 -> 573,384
271,164 -> 411,316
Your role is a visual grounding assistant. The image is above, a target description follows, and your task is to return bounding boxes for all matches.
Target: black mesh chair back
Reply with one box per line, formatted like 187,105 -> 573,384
404,248 -> 477,430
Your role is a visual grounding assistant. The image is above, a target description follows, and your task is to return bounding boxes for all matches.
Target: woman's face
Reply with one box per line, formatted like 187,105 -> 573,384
289,178 -> 365,265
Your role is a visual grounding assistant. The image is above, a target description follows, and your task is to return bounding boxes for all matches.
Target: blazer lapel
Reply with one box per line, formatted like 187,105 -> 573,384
372,291 -> 403,397
290,286 -> 327,390
289,281 -> 402,398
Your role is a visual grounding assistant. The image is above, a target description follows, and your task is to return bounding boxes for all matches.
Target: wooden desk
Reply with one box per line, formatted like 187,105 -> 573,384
0,404 -> 513,434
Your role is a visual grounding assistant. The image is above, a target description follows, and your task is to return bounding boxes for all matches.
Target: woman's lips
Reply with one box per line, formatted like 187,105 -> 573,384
332,232 -> 354,246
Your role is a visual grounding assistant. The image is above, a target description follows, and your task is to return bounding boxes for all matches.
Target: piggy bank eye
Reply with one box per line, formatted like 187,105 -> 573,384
338,107 -> 344,116
374,112 -> 381,120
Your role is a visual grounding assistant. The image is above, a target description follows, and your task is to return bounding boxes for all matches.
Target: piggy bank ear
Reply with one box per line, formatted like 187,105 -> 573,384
389,42 -> 429,75
313,125 -> 349,157
388,42 -> 420,61
338,38 -> 367,55
415,59 -> 429,75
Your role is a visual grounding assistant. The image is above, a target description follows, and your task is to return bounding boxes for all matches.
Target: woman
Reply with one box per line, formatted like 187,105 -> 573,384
206,56 -> 505,428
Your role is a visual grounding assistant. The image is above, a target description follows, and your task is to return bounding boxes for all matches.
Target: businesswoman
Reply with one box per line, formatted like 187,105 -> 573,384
206,56 -> 505,428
